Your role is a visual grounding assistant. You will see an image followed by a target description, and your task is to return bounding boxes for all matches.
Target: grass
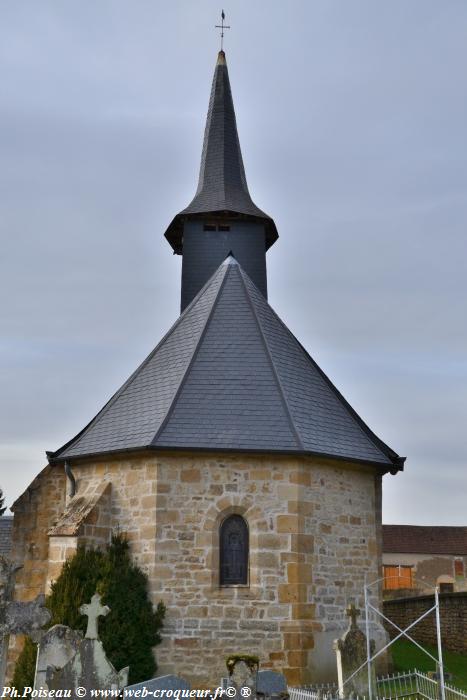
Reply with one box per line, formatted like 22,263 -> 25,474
390,638 -> 467,692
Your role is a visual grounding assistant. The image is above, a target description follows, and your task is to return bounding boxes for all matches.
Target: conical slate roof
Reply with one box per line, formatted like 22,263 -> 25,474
51,257 -> 403,470
164,51 -> 278,254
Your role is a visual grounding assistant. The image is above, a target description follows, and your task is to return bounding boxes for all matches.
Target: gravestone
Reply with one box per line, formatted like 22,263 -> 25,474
47,593 -> 129,694
34,624 -> 83,690
0,557 -> 51,689
229,659 -> 258,699
257,670 -> 288,699
333,603 -> 376,698
125,674 -> 191,693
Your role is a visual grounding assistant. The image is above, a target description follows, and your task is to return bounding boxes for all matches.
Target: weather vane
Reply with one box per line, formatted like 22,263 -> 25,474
215,10 -> 230,51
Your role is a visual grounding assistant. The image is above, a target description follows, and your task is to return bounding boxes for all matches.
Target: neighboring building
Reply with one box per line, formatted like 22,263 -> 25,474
0,516 -> 13,559
10,50 -> 405,686
382,525 -> 467,594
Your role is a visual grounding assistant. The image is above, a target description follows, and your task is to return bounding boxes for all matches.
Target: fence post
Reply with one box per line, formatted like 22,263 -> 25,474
435,588 -> 446,700
364,582 -> 372,700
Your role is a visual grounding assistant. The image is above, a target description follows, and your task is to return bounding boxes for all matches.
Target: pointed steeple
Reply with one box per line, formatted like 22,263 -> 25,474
164,51 -> 278,254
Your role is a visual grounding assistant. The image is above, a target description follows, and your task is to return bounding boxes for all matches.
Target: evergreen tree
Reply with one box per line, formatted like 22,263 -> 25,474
47,546 -> 107,631
11,636 -> 37,691
0,486 -> 6,515
99,534 -> 165,684
12,534 -> 165,688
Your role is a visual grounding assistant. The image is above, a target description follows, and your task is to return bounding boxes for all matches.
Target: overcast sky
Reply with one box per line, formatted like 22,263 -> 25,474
1,1 -> 466,524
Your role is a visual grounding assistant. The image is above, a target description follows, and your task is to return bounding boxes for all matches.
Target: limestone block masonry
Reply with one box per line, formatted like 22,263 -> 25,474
8,465 -> 66,680
10,451 -> 385,687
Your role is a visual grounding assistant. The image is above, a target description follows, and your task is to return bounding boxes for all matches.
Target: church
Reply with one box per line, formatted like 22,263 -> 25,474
10,49 -> 404,687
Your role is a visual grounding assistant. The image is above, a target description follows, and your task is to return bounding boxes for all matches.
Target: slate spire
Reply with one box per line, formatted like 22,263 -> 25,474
164,51 -> 278,254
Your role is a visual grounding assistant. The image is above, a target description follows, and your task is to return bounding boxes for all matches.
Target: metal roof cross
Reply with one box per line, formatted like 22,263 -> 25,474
215,10 -> 230,51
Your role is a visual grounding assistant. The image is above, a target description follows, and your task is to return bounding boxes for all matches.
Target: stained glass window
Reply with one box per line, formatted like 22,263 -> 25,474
220,514 -> 248,585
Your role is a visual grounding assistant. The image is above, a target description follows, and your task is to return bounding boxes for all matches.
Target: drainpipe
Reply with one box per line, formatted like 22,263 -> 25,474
64,461 -> 76,498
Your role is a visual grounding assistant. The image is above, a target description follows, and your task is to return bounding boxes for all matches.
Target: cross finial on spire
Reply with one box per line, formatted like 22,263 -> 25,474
79,593 -> 110,639
346,602 -> 361,629
215,10 -> 230,51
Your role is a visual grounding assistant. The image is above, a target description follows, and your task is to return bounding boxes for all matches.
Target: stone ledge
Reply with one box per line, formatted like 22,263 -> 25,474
48,482 -> 111,536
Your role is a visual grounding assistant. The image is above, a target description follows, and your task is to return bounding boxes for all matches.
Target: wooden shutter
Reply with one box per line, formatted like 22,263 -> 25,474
383,565 -> 413,589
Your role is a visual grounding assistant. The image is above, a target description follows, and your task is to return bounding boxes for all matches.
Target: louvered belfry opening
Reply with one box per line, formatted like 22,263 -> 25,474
220,514 -> 249,586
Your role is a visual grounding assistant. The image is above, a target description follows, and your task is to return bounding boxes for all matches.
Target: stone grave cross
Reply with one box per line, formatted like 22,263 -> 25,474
333,601 -> 376,698
47,593 -> 128,693
79,593 -> 110,639
0,557 -> 51,689
346,602 -> 360,628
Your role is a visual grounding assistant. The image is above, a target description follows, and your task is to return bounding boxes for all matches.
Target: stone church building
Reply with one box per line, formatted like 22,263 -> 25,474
10,50 -> 404,686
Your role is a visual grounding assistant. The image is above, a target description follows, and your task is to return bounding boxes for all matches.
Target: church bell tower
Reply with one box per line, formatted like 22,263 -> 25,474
164,51 -> 278,312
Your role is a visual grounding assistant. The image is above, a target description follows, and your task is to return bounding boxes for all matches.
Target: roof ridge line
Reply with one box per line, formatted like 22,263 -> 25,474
237,266 -> 305,452
150,263 -> 231,447
245,278 -> 402,469
51,266 -> 227,461
384,524 -> 467,530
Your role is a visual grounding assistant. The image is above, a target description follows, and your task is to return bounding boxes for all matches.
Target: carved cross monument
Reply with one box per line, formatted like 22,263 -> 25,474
80,593 -> 110,639
47,593 -> 128,693
333,602 -> 376,699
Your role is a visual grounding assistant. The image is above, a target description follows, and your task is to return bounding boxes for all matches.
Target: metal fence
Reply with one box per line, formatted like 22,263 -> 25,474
288,669 -> 467,700
289,688 -> 339,700
376,670 -> 467,700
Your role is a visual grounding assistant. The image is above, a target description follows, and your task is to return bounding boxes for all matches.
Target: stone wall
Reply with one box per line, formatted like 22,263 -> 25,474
66,451 -> 384,686
8,463 -> 66,678
11,465 -> 66,599
383,593 -> 467,654
46,480 -> 113,590
9,450 -> 386,687
46,535 -> 79,592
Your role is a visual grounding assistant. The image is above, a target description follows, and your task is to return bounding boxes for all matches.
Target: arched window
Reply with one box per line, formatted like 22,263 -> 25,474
220,514 -> 249,585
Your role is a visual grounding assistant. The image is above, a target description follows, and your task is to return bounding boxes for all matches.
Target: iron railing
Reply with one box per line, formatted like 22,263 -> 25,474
288,669 -> 467,700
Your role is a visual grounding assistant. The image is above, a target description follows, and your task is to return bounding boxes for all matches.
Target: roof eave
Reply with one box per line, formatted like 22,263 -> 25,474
164,211 -> 279,255
47,442 -> 398,473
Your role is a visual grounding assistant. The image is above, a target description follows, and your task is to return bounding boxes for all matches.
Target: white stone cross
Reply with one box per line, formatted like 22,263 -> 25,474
79,593 -> 110,639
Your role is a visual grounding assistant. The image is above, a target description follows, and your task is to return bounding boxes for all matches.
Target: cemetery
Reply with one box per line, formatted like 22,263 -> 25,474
2,543 -> 466,700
